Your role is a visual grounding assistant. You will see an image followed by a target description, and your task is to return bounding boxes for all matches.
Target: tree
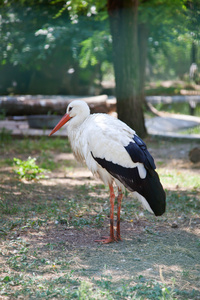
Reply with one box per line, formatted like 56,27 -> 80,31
107,0 -> 146,137
0,0 -> 112,95
186,0 -> 200,64
66,0 -> 187,137
38,0 -> 146,135
0,0 -> 195,136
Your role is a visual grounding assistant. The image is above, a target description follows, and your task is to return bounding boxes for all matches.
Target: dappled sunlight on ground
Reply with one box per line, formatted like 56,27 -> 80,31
0,138 -> 199,298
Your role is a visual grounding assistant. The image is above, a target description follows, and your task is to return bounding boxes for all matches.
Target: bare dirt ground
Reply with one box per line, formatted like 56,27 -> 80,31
0,138 -> 200,299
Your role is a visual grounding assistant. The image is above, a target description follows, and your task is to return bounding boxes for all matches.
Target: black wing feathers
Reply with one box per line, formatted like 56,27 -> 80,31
90,134 -> 166,216
125,135 -> 156,170
92,155 -> 141,187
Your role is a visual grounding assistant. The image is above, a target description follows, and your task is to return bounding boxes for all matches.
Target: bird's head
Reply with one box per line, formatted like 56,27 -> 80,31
49,100 -> 90,136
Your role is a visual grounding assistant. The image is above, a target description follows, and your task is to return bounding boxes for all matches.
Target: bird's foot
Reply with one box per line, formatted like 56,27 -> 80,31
116,234 -> 122,242
95,236 -> 115,244
95,235 -> 122,244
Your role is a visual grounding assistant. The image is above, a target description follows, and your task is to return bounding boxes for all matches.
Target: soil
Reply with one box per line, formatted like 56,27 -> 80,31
1,138 -> 200,298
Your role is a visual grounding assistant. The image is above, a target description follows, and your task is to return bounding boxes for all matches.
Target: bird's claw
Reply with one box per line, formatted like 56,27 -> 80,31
116,235 -> 122,242
95,236 -> 115,244
95,235 -> 122,244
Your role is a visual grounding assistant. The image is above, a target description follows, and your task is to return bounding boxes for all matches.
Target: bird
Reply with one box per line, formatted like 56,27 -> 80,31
49,100 -> 166,243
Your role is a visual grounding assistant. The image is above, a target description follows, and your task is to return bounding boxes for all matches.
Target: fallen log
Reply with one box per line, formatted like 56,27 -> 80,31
0,95 -> 116,116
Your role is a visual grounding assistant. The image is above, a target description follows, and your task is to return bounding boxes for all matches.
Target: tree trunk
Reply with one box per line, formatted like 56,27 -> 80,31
191,40 -> 197,64
138,22 -> 149,107
107,0 -> 147,138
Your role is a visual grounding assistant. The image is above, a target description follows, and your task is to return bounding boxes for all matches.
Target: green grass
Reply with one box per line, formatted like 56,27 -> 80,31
152,102 -> 200,117
0,183 -> 108,231
0,134 -> 71,155
179,125 -> 200,135
145,86 -> 182,96
159,169 -> 200,191
0,135 -> 71,173
145,82 -> 200,117
0,272 -> 170,299
1,255 -> 198,300
0,137 -> 200,299
0,180 -> 199,299
145,81 -> 200,97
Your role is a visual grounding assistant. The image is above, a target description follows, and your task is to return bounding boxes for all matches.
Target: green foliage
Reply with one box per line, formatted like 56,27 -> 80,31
79,30 -> 111,68
0,109 -> 6,120
0,128 -> 12,143
1,0 -> 200,95
13,157 -> 47,180
0,1 -> 112,94
52,0 -> 107,21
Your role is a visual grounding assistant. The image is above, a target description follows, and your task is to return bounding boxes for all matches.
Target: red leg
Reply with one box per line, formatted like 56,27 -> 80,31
109,184 -> 115,241
95,184 -> 115,244
116,188 -> 123,241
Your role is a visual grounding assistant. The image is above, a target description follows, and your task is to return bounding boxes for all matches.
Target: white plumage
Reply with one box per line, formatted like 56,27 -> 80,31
49,100 -> 166,243
68,111 -> 146,183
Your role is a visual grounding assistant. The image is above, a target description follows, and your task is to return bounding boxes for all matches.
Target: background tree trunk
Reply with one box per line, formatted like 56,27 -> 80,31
138,23 -> 149,107
107,0 -> 147,138
191,40 -> 197,64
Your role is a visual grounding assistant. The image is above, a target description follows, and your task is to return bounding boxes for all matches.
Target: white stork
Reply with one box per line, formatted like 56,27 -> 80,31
49,100 -> 166,243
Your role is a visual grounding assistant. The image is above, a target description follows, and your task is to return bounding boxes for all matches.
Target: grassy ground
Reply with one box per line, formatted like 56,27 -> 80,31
145,80 -> 200,119
0,134 -> 200,299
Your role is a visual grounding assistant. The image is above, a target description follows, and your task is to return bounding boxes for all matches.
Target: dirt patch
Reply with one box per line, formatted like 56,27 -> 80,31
0,138 -> 200,298
14,216 -> 200,295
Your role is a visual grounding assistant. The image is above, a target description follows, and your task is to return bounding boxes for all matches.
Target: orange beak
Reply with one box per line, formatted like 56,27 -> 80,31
49,113 -> 71,136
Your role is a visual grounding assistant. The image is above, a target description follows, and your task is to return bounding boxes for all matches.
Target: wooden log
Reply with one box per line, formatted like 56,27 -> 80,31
0,95 -> 116,116
146,95 -> 200,104
2,94 -> 200,116
146,95 -> 200,115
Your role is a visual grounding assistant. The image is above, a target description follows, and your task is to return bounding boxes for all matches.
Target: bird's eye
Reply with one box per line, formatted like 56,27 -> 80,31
68,107 -> 72,112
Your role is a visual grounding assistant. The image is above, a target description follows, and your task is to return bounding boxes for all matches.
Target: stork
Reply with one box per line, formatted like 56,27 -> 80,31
49,100 -> 166,243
